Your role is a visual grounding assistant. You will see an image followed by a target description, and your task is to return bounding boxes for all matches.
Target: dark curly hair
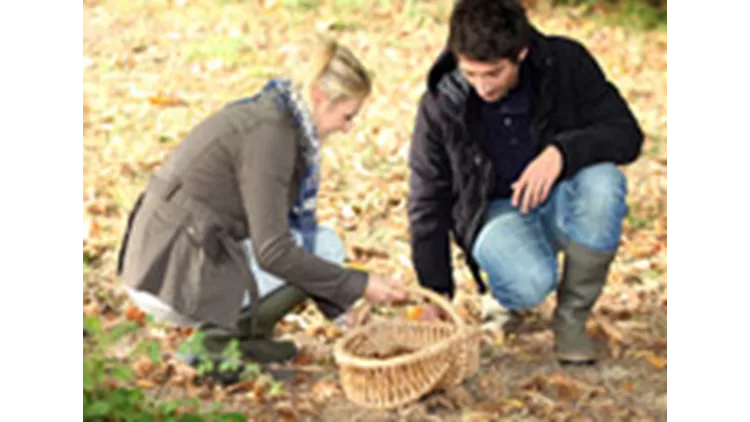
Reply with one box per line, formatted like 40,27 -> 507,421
447,0 -> 532,63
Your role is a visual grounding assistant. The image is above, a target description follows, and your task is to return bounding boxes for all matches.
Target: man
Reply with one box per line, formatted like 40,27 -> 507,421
407,0 -> 643,365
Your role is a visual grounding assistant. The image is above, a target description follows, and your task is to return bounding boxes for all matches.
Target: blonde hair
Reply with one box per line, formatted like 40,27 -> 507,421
303,38 -> 372,104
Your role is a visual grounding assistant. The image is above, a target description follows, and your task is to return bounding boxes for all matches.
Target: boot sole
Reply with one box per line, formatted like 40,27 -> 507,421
556,351 -> 598,366
558,357 -> 597,366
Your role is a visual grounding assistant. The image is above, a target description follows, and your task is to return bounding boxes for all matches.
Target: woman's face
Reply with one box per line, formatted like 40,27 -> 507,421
310,87 -> 364,139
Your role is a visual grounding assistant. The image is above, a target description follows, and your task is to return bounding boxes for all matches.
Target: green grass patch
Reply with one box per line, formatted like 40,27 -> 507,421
548,0 -> 666,31
625,214 -> 653,230
83,314 -> 248,421
280,0 -> 321,10
182,36 -> 253,64
83,312 -> 286,421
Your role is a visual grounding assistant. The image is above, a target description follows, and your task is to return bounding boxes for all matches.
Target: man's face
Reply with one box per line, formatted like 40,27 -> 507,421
457,48 -> 528,103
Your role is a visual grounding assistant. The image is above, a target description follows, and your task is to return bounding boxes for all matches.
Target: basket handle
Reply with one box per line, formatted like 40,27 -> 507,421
352,284 -> 466,328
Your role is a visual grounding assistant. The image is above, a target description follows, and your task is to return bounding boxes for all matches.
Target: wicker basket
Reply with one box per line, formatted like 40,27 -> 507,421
333,285 -> 481,409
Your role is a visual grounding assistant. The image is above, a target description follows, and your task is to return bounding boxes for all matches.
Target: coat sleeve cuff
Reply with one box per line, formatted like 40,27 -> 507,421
549,139 -> 574,180
316,269 -> 368,319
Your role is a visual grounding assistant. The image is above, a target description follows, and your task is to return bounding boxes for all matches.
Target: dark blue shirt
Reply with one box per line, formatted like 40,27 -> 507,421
479,62 -> 538,199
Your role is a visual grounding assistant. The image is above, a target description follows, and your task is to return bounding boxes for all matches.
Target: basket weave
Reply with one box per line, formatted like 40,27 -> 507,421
333,286 -> 481,409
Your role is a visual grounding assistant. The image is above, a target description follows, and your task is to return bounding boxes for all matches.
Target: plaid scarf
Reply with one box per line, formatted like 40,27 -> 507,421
231,79 -> 320,244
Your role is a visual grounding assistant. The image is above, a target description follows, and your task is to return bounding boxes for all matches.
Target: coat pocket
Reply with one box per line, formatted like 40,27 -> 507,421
183,216 -> 223,260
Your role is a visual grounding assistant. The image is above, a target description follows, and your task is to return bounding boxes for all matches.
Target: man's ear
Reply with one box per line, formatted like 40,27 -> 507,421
517,46 -> 529,63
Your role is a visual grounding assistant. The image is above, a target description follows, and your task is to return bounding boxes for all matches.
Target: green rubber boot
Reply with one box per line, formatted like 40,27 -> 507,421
237,285 -> 308,339
190,285 -> 308,384
235,285 -> 308,363
194,324 -> 246,385
553,241 -> 616,365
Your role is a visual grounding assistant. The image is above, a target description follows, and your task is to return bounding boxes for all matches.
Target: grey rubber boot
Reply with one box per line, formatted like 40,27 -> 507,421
553,241 -> 616,365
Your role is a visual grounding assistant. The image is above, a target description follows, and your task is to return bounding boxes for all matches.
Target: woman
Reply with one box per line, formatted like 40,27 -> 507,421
117,39 -> 407,371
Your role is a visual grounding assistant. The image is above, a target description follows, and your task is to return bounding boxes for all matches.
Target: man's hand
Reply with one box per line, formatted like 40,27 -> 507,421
512,145 -> 564,214
363,274 -> 408,305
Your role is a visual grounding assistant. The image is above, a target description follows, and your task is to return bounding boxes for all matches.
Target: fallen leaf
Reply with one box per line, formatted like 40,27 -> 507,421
324,325 -> 342,339
83,302 -> 101,316
406,305 -> 425,321
83,218 -> 101,241
646,353 -> 667,370
292,350 -> 315,366
594,316 -> 625,342
481,397 -> 526,414
305,325 -> 325,337
311,379 -> 339,403
213,384 -> 227,402
125,306 -> 146,325
226,380 -> 256,394
155,363 -> 175,384
568,415 -> 597,422
135,379 -> 156,389
521,373 -> 595,402
632,350 -> 667,370
296,398 -> 319,417
652,339 -> 667,352
500,399 -> 525,409
351,244 -> 390,260
148,95 -> 187,107
132,355 -> 155,378
552,376 -> 585,401
461,411 -> 493,422
274,400 -> 300,422
86,202 -> 108,215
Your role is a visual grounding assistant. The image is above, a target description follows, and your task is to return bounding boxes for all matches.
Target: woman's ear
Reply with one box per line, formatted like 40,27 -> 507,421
310,84 -> 326,109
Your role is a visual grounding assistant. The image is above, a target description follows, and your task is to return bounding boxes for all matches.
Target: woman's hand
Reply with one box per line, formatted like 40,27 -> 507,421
364,274 -> 408,304
417,293 -> 451,322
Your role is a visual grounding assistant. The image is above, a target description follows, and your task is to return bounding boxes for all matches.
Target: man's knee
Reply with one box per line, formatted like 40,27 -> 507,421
472,210 -> 558,310
576,163 -> 627,197
479,247 -> 558,311
491,267 -> 557,310
565,163 -> 628,251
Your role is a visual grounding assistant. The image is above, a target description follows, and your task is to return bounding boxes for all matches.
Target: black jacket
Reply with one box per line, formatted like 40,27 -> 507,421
407,28 -> 644,298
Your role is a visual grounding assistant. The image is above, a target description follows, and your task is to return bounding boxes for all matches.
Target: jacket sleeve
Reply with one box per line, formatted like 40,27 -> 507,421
237,121 -> 367,319
551,41 -> 644,179
408,95 -> 456,297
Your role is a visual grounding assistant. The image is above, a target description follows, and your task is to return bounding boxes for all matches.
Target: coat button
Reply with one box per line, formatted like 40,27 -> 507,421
474,154 -> 482,166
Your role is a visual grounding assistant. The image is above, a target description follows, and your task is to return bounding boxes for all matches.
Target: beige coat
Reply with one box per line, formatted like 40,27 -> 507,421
118,90 -> 368,329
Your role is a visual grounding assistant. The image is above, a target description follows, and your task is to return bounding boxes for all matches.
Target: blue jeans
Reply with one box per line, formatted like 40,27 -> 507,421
471,163 -> 628,311
241,226 -> 346,307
